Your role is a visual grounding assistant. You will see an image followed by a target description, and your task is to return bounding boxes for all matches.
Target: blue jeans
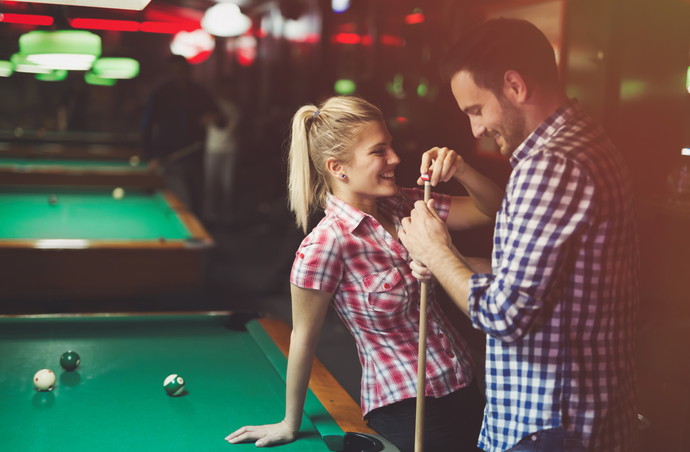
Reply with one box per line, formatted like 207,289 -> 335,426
505,428 -> 586,452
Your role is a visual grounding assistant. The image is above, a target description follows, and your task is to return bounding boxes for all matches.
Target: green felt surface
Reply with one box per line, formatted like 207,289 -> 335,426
0,187 -> 190,240
0,314 -> 344,451
0,157 -> 146,171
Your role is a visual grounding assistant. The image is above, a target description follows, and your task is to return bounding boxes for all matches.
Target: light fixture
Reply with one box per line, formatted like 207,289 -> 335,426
170,29 -> 215,64
0,61 -> 13,77
36,69 -> 68,82
19,30 -> 101,71
201,3 -> 251,37
12,0 -> 151,11
92,58 -> 140,79
11,54 -> 52,74
84,71 -> 117,86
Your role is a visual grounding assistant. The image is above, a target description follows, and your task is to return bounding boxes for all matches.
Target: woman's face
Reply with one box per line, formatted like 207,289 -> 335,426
339,121 -> 400,203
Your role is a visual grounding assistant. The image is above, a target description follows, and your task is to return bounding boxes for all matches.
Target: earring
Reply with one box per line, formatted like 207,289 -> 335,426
340,174 -> 347,180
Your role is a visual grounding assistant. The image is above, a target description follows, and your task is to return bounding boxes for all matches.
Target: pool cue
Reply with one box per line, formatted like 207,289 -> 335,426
414,173 -> 432,452
164,141 -> 203,164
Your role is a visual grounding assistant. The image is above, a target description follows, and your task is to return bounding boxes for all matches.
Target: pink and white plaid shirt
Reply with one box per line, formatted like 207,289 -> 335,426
290,188 -> 475,415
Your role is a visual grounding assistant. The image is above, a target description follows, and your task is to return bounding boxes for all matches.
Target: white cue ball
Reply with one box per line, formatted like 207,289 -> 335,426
112,187 -> 125,200
33,369 -> 56,391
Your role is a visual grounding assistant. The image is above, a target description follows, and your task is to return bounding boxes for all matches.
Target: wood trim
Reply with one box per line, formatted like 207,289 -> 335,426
258,317 -> 376,435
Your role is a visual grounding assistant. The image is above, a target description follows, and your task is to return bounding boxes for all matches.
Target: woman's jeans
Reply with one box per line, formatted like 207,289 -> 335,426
505,428 -> 586,452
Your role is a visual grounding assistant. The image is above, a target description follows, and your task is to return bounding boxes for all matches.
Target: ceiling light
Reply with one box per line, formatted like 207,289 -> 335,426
0,61 -> 13,77
201,3 -> 251,37
36,70 -> 68,82
84,71 -> 117,86
19,30 -> 101,71
11,54 -> 52,74
92,57 -> 140,79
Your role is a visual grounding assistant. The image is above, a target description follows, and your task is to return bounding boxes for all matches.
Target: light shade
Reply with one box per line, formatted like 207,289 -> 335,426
201,3 -> 252,37
19,30 -> 101,70
11,53 -> 52,74
84,71 -> 117,86
0,61 -> 13,77
12,0 -> 151,11
36,70 -> 68,82
92,57 -> 140,79
334,79 -> 356,95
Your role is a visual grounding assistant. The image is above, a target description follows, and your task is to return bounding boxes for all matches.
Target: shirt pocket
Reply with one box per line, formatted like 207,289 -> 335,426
359,267 -> 409,312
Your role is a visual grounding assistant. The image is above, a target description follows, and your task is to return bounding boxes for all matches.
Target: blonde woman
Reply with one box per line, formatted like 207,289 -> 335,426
226,96 -> 503,452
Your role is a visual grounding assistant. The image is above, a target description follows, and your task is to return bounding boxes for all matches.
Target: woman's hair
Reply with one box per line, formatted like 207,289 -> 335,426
287,95 -> 384,233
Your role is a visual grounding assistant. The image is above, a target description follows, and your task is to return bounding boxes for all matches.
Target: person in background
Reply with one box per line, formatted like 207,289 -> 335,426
204,79 -> 242,224
399,18 -> 639,452
226,95 -> 504,451
141,54 -> 223,215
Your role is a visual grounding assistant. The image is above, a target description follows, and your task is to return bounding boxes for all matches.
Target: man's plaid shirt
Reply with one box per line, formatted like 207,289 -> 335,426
469,99 -> 639,451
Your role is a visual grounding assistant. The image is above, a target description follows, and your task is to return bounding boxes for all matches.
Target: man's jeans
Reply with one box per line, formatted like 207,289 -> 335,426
505,428 -> 586,452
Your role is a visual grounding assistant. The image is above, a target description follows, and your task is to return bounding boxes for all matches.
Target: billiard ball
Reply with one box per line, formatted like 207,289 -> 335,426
33,369 -> 56,391
163,374 -> 185,396
48,195 -> 58,205
60,350 -> 81,371
128,155 -> 140,167
112,187 -> 125,200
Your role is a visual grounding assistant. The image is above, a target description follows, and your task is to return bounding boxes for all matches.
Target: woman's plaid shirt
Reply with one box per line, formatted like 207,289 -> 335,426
291,189 -> 475,415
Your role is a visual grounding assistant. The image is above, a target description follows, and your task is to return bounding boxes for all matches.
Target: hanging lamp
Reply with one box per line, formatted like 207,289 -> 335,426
19,30 -> 101,71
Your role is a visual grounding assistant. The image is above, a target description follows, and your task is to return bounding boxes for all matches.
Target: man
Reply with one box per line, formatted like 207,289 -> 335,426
399,18 -> 639,452
142,54 -> 223,216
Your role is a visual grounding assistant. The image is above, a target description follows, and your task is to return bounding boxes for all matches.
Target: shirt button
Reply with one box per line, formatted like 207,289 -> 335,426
447,351 -> 454,358
383,283 -> 391,289
438,333 -> 445,339
299,253 -> 304,259
531,435 -> 538,441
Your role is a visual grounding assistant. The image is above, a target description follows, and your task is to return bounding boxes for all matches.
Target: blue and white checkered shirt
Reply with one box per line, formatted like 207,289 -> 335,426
468,99 -> 639,451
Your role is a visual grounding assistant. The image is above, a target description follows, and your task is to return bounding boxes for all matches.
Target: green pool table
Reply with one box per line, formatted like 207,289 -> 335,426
0,156 -> 163,188
0,312 -> 397,451
0,186 -> 213,303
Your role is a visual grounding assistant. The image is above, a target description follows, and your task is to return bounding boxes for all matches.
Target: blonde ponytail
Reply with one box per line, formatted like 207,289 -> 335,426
287,96 -> 384,233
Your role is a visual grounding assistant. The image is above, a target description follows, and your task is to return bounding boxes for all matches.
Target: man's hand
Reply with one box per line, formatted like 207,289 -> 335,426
399,199 -> 453,267
417,147 -> 467,187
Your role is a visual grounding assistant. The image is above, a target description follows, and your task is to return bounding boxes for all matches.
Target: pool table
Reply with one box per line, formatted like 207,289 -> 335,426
0,140 -> 140,161
0,312 -> 398,451
0,186 -> 213,303
0,156 -> 163,188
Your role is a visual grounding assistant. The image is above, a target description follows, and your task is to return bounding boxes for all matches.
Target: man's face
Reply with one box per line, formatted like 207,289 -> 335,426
450,70 -> 527,157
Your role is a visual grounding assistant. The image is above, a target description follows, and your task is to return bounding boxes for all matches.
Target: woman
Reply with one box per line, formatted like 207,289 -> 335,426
226,96 -> 503,451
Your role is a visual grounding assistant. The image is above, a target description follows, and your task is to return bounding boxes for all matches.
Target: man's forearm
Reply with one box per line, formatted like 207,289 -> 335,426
426,245 -> 476,315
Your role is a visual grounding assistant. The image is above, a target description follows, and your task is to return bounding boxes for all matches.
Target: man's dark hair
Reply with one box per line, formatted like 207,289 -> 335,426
440,18 -> 561,96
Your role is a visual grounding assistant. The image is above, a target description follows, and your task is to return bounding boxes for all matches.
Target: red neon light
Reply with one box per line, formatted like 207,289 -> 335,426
380,35 -> 404,46
70,18 -> 139,32
140,21 -> 192,34
396,116 -> 408,123
0,13 -> 54,26
405,13 -> 425,24
332,33 -> 360,45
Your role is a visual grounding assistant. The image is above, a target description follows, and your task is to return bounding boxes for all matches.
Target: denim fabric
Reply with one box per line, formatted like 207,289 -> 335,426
365,381 -> 484,452
505,428 -> 586,452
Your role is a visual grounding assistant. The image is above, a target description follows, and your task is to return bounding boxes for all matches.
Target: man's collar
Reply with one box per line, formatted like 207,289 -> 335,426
510,98 -> 581,167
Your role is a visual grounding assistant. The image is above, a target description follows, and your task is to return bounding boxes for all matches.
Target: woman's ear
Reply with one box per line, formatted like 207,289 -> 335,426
325,158 -> 343,178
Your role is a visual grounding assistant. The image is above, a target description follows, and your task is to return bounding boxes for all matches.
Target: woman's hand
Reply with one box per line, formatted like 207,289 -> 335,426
225,419 -> 298,447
